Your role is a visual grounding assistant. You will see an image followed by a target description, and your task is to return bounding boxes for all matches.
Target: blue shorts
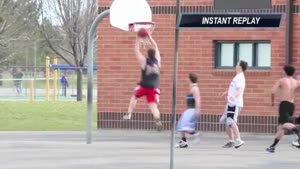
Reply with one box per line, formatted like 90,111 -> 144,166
176,109 -> 199,132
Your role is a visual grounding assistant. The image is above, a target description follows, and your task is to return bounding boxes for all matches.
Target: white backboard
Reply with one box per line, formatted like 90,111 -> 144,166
110,0 -> 152,31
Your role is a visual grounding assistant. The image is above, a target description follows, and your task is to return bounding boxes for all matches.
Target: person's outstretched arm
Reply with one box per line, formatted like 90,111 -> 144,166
147,33 -> 161,67
134,37 -> 146,69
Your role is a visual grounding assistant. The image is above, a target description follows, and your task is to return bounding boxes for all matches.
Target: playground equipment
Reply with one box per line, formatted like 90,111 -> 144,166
7,56 -> 58,102
48,62 -> 97,100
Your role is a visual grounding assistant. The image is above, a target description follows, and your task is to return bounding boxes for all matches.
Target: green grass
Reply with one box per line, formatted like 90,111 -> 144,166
0,101 -> 97,131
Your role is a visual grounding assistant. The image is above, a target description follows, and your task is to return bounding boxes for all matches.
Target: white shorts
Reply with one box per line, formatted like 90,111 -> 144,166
176,109 -> 198,132
219,103 -> 242,124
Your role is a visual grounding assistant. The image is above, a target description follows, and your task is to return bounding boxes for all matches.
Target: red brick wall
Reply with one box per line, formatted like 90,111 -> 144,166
97,0 -> 300,120
292,14 -> 300,118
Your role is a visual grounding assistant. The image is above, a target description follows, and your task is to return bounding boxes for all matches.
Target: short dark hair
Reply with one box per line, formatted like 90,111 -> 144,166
284,65 -> 295,76
189,73 -> 198,83
239,60 -> 248,72
147,48 -> 155,58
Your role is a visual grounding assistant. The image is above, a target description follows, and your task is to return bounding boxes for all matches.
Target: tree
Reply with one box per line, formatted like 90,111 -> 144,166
0,0 -> 41,64
37,0 -> 98,101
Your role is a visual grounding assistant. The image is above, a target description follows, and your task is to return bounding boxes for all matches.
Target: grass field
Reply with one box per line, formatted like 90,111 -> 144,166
0,101 -> 97,131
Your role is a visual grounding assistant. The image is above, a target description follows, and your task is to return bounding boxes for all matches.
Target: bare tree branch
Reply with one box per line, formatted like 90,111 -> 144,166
0,52 -> 17,64
42,29 -> 73,65
0,0 -> 41,65
34,0 -> 98,101
82,0 -> 97,62
58,45 -> 74,56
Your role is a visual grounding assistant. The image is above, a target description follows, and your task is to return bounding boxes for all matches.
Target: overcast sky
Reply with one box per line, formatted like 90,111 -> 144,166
41,0 -> 61,26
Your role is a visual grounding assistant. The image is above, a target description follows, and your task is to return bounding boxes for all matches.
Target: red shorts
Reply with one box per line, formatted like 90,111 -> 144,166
134,86 -> 160,104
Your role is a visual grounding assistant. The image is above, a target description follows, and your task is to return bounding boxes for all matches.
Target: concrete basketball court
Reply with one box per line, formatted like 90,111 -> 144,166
1,130 -> 299,169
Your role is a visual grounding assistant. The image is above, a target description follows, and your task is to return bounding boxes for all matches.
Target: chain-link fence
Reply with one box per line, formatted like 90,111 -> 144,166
0,65 -> 97,101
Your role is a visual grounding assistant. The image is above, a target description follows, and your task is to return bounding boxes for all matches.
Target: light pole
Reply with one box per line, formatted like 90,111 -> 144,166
86,9 -> 110,144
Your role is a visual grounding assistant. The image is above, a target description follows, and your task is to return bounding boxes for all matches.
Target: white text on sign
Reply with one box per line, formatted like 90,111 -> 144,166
202,17 -> 261,25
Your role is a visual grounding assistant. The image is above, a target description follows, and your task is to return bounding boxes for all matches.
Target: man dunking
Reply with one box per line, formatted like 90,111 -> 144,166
123,31 -> 162,130
266,65 -> 300,153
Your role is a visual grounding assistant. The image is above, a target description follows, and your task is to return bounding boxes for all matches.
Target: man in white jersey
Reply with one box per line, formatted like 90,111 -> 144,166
220,60 -> 248,148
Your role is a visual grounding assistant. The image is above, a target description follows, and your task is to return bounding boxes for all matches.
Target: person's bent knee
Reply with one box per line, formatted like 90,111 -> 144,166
282,122 -> 296,130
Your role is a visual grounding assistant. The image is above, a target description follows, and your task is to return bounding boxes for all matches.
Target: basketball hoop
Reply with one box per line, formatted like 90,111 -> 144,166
128,22 -> 155,32
129,22 -> 155,48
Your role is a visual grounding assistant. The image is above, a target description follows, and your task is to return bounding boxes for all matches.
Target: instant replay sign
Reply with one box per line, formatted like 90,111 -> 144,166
178,14 -> 282,28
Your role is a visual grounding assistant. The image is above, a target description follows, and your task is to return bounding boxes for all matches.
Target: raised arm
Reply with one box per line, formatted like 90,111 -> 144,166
134,37 -> 146,69
147,33 -> 161,67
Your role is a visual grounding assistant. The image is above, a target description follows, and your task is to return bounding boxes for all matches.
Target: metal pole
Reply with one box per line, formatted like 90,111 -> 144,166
45,56 -> 50,102
86,9 -> 110,144
170,0 -> 180,169
53,58 -> 58,102
34,41 -> 37,100
285,0 -> 293,65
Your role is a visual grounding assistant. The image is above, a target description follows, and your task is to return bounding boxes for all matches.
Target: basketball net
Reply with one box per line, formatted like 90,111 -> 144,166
139,37 -> 151,49
129,22 -> 155,49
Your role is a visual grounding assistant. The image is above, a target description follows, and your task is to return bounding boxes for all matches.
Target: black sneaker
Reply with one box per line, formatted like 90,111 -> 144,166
175,141 -> 188,148
266,146 -> 275,153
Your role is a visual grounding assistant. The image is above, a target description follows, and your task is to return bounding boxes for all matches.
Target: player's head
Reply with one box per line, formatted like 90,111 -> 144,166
236,60 -> 248,73
284,65 -> 295,77
189,73 -> 198,84
147,48 -> 156,60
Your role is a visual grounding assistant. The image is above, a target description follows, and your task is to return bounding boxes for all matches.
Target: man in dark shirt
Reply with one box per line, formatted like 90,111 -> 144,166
13,68 -> 23,94
123,32 -> 162,130
60,75 -> 69,96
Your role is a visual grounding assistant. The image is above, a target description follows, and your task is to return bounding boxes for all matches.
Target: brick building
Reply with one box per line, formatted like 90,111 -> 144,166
97,0 -> 300,133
